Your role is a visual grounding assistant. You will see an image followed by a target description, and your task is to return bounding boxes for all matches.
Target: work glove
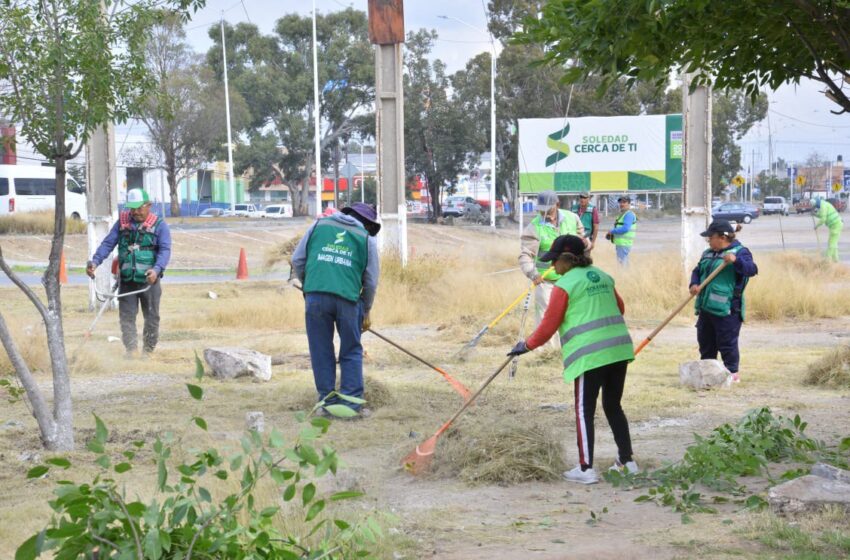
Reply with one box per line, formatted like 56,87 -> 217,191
361,313 -> 371,333
605,232 -> 614,243
145,269 -> 159,285
86,260 -> 96,279
507,341 -> 529,357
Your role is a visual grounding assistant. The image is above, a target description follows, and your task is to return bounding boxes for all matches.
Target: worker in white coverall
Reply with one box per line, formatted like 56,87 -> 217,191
518,191 -> 586,349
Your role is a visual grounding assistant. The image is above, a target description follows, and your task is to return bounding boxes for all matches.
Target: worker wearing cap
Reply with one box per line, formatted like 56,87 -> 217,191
519,191 -> 585,348
606,196 -> 637,266
86,188 -> 172,357
292,202 -> 381,418
813,198 -> 843,263
508,234 -> 637,484
571,192 -> 599,249
689,219 -> 758,383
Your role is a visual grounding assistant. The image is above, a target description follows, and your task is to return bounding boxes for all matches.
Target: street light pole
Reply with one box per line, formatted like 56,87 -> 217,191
221,17 -> 237,211
438,14 -> 497,229
312,0 -> 322,216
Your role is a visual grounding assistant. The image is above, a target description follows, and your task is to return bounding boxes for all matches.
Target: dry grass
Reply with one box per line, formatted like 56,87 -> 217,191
0,322 -> 50,376
804,345 -> 850,388
431,404 -> 567,485
0,211 -> 86,235
264,234 -> 303,269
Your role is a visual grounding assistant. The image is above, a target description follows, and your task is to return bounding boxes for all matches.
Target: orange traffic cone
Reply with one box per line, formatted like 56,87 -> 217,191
59,252 -> 68,284
236,248 -> 249,280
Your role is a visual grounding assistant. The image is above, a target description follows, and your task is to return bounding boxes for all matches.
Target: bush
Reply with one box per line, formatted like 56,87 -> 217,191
0,211 -> 86,235
16,356 -> 384,560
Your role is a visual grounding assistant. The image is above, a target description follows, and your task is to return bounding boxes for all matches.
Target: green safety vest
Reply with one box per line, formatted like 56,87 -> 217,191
818,201 -> 843,230
571,203 -> 595,238
613,211 -> 637,247
303,218 -> 368,303
556,266 -> 634,382
532,210 -> 578,281
118,214 -> 162,284
695,245 -> 746,319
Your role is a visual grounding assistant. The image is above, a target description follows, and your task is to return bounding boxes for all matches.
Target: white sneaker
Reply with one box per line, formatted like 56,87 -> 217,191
562,465 -> 599,484
609,459 -> 640,474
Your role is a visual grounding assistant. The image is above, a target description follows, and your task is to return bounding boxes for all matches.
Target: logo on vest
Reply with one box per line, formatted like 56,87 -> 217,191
586,270 -> 601,283
334,231 -> 346,244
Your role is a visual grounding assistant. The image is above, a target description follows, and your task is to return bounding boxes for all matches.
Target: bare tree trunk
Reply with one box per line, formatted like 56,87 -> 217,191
166,156 -> 181,217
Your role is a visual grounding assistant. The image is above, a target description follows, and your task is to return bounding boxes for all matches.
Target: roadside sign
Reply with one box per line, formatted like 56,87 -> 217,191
732,175 -> 745,187
796,175 -> 806,187
833,182 -> 842,193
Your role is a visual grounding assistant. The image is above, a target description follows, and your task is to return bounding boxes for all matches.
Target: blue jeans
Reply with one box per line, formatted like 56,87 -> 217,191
304,292 -> 364,410
615,245 -> 631,266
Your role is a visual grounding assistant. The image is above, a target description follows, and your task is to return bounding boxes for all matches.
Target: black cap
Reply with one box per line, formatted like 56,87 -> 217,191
578,192 -> 590,199
700,219 -> 734,237
617,196 -> 631,203
539,234 -> 586,262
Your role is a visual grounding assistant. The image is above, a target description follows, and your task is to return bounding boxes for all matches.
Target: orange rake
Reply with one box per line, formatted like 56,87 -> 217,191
633,261 -> 729,355
402,356 -> 513,475
367,328 -> 472,402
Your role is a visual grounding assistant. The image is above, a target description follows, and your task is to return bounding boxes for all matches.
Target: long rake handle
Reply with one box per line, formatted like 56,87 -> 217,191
367,328 -> 469,393
634,261 -> 729,356
434,356 -> 513,438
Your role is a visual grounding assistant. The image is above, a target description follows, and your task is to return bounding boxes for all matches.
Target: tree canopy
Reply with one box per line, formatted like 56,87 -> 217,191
515,0 -> 850,115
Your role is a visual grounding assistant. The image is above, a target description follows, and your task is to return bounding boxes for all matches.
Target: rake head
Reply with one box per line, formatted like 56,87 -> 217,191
400,434 -> 438,475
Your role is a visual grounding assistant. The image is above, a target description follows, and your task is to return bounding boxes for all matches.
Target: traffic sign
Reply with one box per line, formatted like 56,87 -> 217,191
833,182 -> 842,193
732,175 -> 745,187
796,175 -> 806,187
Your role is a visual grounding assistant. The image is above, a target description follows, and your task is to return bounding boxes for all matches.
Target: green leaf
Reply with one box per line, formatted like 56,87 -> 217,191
198,487 -> 212,503
93,413 -> 108,445
259,506 -> 279,518
114,462 -> 132,474
15,529 -> 45,560
283,484 -> 296,502
269,429 -> 285,449
26,466 -> 49,479
186,384 -> 203,400
330,491 -> 364,501
45,457 -> 70,469
194,352 -> 205,381
193,417 -> 207,431
324,404 -> 357,418
333,519 -> 350,530
335,393 -> 367,405
305,499 -> 325,522
302,482 -> 316,505
297,445 -> 321,466
143,527 -> 163,560
157,459 -> 167,490
96,455 -> 111,469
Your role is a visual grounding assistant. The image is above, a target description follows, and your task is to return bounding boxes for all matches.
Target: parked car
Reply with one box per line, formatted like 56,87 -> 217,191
262,204 -> 293,218
793,196 -> 813,214
442,196 -> 480,218
762,196 -> 789,216
0,164 -> 87,220
712,202 -> 760,223
233,203 -> 260,217
199,208 -> 225,218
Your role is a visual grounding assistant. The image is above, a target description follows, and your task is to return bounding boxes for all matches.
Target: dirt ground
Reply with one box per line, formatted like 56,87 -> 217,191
1,215 -> 849,559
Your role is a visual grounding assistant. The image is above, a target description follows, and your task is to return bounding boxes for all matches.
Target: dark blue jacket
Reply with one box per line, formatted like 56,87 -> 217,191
690,240 -> 757,314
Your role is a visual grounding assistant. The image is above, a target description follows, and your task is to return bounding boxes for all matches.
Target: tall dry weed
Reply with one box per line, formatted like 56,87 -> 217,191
0,211 -> 86,235
0,322 -> 50,375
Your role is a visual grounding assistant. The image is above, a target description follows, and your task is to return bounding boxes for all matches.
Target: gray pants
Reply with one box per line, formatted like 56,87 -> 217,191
119,280 -> 161,352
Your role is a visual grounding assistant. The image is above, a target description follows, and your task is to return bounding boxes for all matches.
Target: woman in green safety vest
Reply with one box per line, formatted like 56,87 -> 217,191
689,220 -> 758,383
509,234 -> 637,485
813,198 -> 843,263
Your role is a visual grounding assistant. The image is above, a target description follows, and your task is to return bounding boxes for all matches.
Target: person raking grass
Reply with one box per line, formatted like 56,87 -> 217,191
689,219 -> 758,383
508,234 -> 637,484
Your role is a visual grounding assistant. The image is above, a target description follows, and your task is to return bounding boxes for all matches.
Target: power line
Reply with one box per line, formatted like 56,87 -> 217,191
239,0 -> 252,24
769,108 -> 850,129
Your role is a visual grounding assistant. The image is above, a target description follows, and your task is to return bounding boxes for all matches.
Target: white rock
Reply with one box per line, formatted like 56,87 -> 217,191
678,359 -> 730,390
246,411 -> 265,432
208,291 -> 218,299
203,347 -> 272,382
107,336 -> 120,343
769,475 -> 850,515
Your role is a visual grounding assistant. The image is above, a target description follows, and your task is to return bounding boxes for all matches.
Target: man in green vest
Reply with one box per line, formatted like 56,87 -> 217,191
291,202 -> 380,418
519,191 -> 585,348
813,198 -> 843,262
87,188 -> 172,357
606,196 -> 637,266
571,192 -> 599,250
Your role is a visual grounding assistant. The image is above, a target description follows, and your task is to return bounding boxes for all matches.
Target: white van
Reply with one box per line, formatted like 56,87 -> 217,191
0,164 -> 87,220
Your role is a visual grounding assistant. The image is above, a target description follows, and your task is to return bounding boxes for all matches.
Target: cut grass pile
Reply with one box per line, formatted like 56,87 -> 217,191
804,345 -> 850,388
264,233 -> 304,269
0,211 -> 86,235
432,410 -> 567,485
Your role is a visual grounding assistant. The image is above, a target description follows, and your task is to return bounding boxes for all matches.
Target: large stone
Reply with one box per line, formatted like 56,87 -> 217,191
203,347 -> 272,382
768,475 -> 850,515
678,359 -> 730,389
811,462 -> 850,485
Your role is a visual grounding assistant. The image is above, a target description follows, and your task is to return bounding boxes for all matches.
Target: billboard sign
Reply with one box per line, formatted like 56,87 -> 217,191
518,114 -> 683,193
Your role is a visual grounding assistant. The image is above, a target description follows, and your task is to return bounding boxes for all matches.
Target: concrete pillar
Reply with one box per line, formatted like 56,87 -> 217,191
85,124 -> 118,310
681,75 -> 712,275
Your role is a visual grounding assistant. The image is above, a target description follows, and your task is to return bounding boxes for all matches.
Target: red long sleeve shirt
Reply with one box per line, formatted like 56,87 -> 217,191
526,286 -> 625,350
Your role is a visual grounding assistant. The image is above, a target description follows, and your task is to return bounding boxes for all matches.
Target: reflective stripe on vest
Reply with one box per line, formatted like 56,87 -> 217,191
556,266 -> 634,382
303,218 -> 368,303
695,244 -> 745,318
572,204 -> 595,238
820,202 -> 843,229
118,214 -> 160,284
613,211 -> 637,247
533,210 -> 577,280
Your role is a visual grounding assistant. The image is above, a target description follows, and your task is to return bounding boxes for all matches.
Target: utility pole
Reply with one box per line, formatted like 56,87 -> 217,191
681,74 -> 712,275
85,124 -> 118,311
221,17 -> 237,211
369,0 -> 407,264
312,0 -> 323,216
